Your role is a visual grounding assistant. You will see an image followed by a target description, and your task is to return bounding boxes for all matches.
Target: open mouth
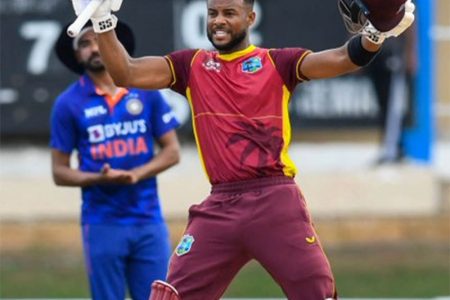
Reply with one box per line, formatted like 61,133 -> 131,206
213,30 -> 229,40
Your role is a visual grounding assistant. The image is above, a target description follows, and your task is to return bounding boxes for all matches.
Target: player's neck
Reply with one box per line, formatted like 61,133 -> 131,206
217,40 -> 251,55
88,70 -> 119,97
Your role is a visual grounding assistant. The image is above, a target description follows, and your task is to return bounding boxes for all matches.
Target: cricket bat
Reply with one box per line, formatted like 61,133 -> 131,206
67,0 -> 103,37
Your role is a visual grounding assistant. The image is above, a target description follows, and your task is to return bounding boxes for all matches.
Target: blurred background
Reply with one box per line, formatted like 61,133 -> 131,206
0,0 -> 449,298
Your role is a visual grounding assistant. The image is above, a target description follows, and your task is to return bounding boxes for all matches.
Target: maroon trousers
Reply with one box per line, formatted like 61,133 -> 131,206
167,176 -> 337,299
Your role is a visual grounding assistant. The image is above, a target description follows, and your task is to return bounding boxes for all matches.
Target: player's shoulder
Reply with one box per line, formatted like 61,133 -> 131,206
268,46 -> 309,54
267,47 -> 312,63
130,87 -> 161,98
53,79 -> 85,109
129,88 -> 166,105
54,81 -> 79,102
167,48 -> 201,60
165,49 -> 202,71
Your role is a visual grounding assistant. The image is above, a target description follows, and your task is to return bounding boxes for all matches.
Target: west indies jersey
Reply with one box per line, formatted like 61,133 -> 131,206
166,45 -> 311,184
50,75 -> 179,224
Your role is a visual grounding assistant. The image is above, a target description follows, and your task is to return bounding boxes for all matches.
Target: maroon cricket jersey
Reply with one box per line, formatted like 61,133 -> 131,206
165,45 -> 311,184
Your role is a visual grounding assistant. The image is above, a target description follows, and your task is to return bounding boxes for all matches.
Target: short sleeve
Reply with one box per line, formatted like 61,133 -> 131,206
268,48 -> 312,92
149,91 -> 180,139
49,96 -> 78,154
165,49 -> 200,96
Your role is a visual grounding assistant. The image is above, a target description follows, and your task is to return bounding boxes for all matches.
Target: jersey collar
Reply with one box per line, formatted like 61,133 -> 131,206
79,74 -> 97,96
79,74 -> 129,110
79,74 -> 129,97
217,45 -> 256,61
95,87 -> 129,111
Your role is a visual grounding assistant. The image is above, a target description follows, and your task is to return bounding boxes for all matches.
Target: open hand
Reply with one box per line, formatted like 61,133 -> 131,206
100,163 -> 138,185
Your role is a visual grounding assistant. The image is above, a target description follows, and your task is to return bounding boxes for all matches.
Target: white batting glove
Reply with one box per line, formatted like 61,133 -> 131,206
71,0 -> 123,33
362,22 -> 387,44
362,0 -> 415,44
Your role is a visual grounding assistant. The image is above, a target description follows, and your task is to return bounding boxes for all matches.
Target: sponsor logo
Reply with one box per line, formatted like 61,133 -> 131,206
90,137 -> 149,160
202,59 -> 222,72
175,234 -> 195,256
84,105 -> 107,118
87,125 -> 105,143
126,98 -> 143,115
87,119 -> 147,143
242,56 -> 262,74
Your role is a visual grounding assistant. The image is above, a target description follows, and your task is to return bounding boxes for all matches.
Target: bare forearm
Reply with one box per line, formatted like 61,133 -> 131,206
300,45 -> 357,79
53,165 -> 102,187
97,31 -> 173,89
132,145 -> 180,181
97,30 -> 132,86
301,36 -> 382,79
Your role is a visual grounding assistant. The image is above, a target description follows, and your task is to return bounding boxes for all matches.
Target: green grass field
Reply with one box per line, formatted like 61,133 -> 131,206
1,243 -> 448,298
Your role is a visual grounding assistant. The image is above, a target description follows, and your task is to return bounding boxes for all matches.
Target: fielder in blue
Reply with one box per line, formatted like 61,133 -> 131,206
50,21 -> 180,300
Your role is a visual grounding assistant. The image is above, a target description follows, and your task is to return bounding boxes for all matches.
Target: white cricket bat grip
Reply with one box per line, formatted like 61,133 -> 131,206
67,0 -> 103,37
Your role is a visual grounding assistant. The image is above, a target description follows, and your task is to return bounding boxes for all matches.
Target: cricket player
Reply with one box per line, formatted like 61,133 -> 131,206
68,0 -> 415,298
50,21 -> 180,300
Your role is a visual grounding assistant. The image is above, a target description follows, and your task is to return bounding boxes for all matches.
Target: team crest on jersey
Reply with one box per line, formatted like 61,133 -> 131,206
126,98 -> 143,115
202,59 -> 222,72
175,234 -> 195,256
242,57 -> 262,74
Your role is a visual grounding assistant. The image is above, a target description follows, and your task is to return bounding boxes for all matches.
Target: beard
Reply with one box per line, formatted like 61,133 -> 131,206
81,53 -> 105,73
207,28 -> 248,52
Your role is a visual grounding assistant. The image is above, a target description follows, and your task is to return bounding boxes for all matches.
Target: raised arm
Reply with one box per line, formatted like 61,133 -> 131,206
301,0 -> 416,80
96,30 -> 173,89
70,0 -> 173,89
300,36 -> 380,80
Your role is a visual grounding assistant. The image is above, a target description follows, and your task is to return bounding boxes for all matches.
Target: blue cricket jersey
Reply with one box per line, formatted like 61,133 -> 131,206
50,75 -> 179,225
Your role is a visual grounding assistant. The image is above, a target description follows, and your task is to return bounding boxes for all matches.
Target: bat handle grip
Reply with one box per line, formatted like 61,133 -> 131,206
67,0 -> 103,37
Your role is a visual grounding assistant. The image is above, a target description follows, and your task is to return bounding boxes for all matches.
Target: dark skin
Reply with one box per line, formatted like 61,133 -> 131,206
52,29 -> 180,187
95,0 -> 382,89
206,0 -> 255,52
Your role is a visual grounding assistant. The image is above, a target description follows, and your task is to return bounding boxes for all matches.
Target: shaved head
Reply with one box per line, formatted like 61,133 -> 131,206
207,0 -> 254,10
206,0 -> 256,53
244,0 -> 254,7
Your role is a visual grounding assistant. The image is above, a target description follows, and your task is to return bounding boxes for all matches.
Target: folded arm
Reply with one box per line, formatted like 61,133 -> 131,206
52,149 -> 103,187
52,149 -> 137,186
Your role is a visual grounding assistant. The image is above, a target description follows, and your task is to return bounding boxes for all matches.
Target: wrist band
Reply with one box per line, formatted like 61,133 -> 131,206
347,35 -> 380,66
